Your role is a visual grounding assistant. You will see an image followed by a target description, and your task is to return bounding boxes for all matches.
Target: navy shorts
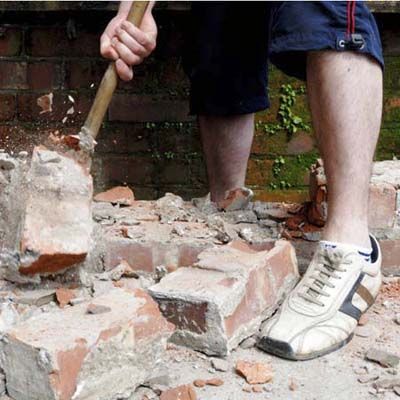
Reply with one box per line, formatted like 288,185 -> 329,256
184,1 -> 384,116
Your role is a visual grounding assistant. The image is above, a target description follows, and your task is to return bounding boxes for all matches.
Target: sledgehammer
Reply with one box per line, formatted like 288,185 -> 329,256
19,2 -> 149,276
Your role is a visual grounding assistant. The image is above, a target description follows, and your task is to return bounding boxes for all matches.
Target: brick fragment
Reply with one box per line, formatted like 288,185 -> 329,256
160,385 -> 197,400
94,185 -> 135,206
368,183 -> 397,229
149,240 -> 299,356
205,378 -> 224,387
308,160 -> 400,230
19,147 -> 93,275
235,360 -> 274,385
380,239 -> 400,275
55,288 -> 76,308
193,380 -> 206,388
217,187 -> 253,212
1,288 -> 174,400
365,348 -> 400,368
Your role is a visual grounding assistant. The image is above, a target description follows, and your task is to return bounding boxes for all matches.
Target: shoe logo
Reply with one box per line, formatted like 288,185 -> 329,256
338,272 -> 374,321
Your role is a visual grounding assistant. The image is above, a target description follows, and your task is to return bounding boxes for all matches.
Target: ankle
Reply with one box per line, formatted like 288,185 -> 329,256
322,222 -> 370,248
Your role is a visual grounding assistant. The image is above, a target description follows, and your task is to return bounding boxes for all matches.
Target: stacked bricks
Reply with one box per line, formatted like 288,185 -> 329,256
303,159 -> 400,276
0,288 -> 174,400
149,240 -> 299,356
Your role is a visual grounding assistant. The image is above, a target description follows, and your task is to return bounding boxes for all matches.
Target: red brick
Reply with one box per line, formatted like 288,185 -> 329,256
65,60 -> 107,89
246,159 -> 274,187
1,288 -> 174,400
19,147 -> 93,276
94,186 -> 135,206
149,240 -> 299,356
252,189 -> 309,203
100,155 -> 156,186
102,238 -> 155,272
368,183 -> 397,229
109,94 -> 192,122
98,123 -> 156,154
0,27 -> 22,56
189,159 -> 208,186
26,27 -> 100,57
158,159 -> 190,185
0,94 -> 16,121
158,126 -> 201,154
379,239 -> 400,276
160,385 -> 197,400
0,61 -> 27,89
27,62 -> 61,90
117,57 -> 189,94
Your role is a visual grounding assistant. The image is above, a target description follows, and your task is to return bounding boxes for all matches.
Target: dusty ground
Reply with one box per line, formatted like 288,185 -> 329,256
132,278 -> 400,400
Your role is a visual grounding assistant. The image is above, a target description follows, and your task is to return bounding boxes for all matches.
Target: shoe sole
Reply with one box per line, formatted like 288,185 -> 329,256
257,333 -> 354,361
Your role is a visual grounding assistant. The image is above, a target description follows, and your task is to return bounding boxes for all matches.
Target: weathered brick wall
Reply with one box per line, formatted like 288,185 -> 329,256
0,5 -> 399,201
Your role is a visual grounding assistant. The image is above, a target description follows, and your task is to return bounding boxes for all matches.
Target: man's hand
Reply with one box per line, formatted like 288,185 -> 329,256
100,2 -> 157,81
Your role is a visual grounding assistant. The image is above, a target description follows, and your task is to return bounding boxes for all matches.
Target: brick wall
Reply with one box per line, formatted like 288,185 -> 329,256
0,6 -> 399,201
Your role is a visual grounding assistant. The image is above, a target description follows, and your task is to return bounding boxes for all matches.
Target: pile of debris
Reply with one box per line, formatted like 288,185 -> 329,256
0,150 -> 399,400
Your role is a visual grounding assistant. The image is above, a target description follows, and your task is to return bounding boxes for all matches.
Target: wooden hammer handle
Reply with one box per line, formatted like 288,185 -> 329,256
81,1 -> 149,142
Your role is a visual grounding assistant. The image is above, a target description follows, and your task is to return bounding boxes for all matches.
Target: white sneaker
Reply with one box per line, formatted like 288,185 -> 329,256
258,235 -> 382,360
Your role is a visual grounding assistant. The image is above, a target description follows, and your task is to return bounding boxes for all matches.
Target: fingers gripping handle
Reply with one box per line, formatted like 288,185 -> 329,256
79,1 -> 149,151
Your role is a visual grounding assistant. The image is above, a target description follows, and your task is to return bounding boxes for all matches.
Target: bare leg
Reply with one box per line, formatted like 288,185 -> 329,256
307,51 -> 383,248
199,114 -> 254,202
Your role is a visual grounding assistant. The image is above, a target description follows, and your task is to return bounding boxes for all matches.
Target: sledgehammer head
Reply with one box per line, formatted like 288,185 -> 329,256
19,146 -> 93,275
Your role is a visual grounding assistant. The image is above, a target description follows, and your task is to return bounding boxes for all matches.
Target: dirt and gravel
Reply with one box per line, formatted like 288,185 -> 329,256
130,278 -> 400,400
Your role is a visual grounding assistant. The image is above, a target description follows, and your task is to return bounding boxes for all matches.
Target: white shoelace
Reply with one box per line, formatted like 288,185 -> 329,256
298,248 -> 353,307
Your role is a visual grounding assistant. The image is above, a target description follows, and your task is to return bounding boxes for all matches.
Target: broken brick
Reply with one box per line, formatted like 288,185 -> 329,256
94,185 -> 135,206
1,288 -> 174,400
36,92 -> 53,114
368,183 -> 397,229
86,303 -> 111,315
365,348 -> 400,368
149,240 -> 299,356
252,385 -> 263,393
235,360 -> 274,385
205,378 -> 224,387
19,147 -> 93,275
55,288 -> 76,308
308,160 -> 399,230
160,385 -> 197,400
217,187 -> 253,211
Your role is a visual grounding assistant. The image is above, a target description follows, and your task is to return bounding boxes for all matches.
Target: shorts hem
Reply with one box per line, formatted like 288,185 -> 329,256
189,97 -> 270,116
270,31 -> 384,80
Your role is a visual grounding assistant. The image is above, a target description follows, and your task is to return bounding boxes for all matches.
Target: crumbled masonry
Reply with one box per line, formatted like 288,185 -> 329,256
19,146 -> 93,276
0,152 -> 399,399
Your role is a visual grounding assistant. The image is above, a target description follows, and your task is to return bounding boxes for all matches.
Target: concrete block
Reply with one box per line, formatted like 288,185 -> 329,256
1,288 -> 174,400
149,240 -> 299,356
